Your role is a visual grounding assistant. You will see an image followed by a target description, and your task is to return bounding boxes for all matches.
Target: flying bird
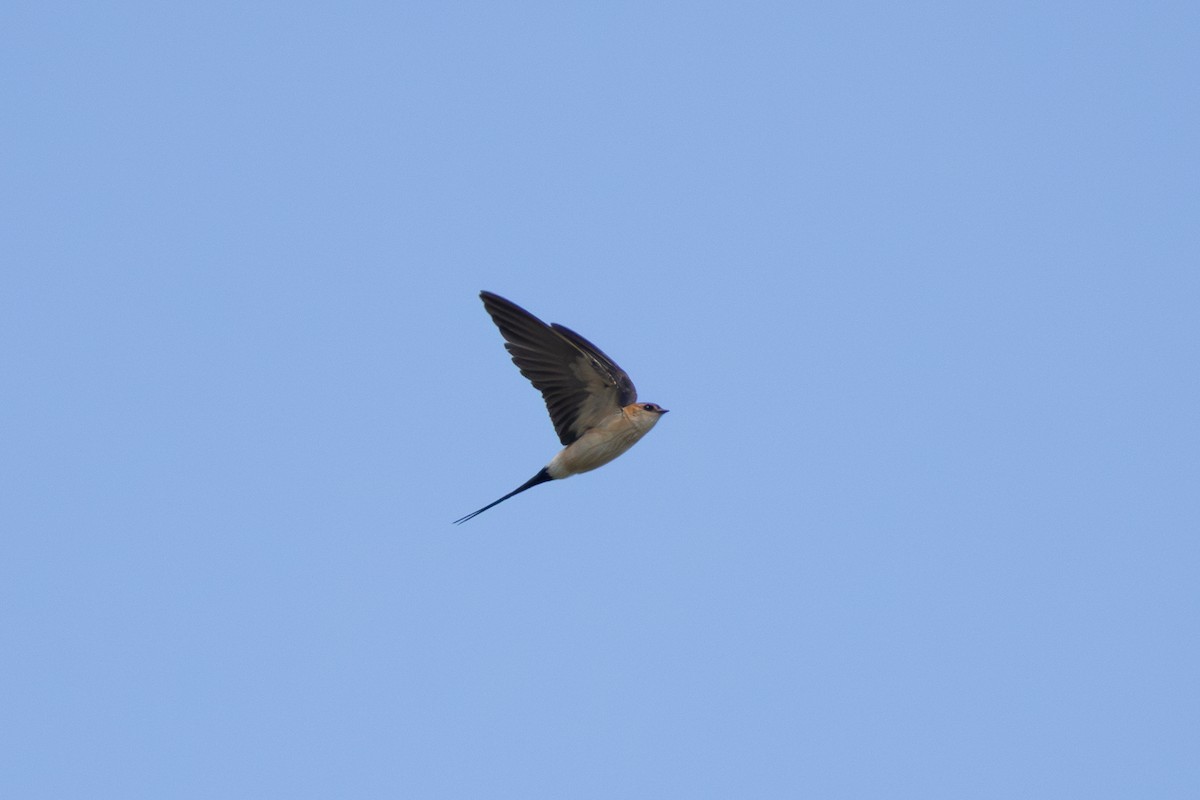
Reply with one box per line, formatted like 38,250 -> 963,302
454,291 -> 668,524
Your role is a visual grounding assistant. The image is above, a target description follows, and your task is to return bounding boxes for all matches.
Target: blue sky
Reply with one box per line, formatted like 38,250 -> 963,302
3,2 -> 1198,797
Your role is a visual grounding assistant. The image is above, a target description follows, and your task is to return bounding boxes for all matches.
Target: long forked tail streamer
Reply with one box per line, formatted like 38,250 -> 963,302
453,468 -> 553,524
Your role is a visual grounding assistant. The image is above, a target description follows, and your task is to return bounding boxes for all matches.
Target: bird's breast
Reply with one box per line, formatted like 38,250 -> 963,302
547,414 -> 648,478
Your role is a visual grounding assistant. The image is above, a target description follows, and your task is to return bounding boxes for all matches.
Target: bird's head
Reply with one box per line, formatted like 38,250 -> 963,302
625,402 -> 669,432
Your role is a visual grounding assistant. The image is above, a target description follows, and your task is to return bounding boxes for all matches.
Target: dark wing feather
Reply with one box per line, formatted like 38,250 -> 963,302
479,291 -> 637,446
548,323 -> 637,406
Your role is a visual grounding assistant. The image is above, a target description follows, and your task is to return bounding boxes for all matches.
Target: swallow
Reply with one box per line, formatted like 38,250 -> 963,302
454,291 -> 668,524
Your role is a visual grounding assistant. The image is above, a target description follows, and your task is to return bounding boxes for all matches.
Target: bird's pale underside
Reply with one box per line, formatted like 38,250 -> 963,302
454,291 -> 668,524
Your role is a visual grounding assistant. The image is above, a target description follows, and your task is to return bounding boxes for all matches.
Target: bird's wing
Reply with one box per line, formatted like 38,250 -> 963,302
479,291 -> 638,446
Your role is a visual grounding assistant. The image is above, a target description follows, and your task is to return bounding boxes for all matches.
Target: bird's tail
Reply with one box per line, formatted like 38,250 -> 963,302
453,468 -> 554,524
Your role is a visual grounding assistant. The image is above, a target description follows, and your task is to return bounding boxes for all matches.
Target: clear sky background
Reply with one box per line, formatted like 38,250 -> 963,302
3,2 -> 1198,797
